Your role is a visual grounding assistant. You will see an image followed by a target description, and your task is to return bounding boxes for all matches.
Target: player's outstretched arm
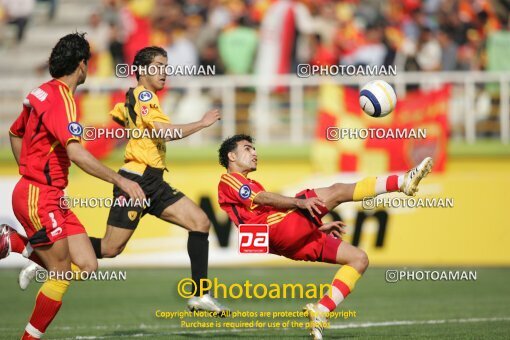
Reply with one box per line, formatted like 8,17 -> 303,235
254,191 -> 326,216
153,109 -> 220,141
9,135 -> 22,166
66,141 -> 146,202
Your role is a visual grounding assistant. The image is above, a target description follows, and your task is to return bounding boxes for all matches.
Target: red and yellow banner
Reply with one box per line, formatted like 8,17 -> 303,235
313,84 -> 450,173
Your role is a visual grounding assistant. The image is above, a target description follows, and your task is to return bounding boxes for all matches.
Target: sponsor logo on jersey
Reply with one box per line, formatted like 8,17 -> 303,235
68,122 -> 83,136
238,224 -> 269,253
141,105 -> 149,116
139,91 -> 153,102
239,185 -> 251,199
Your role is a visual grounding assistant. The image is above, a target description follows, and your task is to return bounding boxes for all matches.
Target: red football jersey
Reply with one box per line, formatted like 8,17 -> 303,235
9,79 -> 81,189
218,172 -> 289,226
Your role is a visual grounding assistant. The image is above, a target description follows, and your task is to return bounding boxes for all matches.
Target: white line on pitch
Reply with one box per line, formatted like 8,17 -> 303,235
23,316 -> 510,339
328,317 -> 510,329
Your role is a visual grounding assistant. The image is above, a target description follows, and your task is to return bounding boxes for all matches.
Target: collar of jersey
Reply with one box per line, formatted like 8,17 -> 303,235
53,78 -> 70,90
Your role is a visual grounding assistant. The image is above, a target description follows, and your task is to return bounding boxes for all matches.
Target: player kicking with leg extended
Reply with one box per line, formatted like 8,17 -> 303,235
0,33 -> 145,339
217,135 -> 433,340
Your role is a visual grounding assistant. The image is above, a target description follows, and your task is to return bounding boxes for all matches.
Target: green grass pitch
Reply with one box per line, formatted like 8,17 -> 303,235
0,267 -> 509,339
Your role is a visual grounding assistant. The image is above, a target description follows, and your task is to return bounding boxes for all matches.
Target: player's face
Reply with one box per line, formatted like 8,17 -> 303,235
233,141 -> 257,172
145,55 -> 167,91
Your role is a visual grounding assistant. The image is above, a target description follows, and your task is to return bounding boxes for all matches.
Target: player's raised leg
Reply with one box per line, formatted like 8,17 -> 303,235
159,196 -> 229,312
315,157 -> 433,211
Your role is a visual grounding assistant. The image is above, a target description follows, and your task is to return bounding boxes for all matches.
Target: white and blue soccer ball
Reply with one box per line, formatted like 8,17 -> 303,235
359,80 -> 397,117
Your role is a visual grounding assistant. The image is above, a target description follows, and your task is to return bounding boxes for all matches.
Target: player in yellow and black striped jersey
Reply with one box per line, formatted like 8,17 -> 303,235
105,83 -> 189,223
108,85 -> 170,175
89,46 -> 228,312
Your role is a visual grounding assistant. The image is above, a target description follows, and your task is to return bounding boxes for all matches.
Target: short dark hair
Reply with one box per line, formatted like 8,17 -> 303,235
49,33 -> 91,78
218,134 -> 254,169
133,46 -> 167,80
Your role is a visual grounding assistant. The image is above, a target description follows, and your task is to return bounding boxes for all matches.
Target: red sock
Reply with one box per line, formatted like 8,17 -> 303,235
9,230 -> 29,255
318,279 -> 351,312
317,266 -> 362,313
375,174 -> 402,195
23,292 -> 62,339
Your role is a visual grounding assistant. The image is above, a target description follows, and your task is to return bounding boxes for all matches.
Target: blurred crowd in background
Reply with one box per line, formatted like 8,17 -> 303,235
0,0 -> 56,41
2,0 -> 510,77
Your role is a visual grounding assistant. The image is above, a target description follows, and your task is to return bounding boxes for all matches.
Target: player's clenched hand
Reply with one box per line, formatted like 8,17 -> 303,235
201,109 -> 221,127
296,197 -> 325,216
117,177 -> 146,203
319,221 -> 347,239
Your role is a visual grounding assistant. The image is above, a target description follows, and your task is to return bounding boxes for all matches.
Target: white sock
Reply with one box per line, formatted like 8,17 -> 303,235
398,174 -> 404,188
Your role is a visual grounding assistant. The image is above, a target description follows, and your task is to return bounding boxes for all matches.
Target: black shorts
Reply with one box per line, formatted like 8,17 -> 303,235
107,166 -> 185,229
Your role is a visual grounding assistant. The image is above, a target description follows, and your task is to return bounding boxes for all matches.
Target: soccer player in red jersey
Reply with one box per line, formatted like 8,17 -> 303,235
0,33 -> 145,339
217,134 -> 433,340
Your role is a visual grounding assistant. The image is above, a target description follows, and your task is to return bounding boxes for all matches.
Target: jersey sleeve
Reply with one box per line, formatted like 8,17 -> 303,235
109,102 -> 126,126
136,90 -> 171,129
9,103 -> 31,137
44,88 -> 81,146
218,173 -> 262,209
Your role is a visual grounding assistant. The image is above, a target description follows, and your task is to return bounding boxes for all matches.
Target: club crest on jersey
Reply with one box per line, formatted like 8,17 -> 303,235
239,185 -> 251,199
68,122 -> 83,136
128,211 -> 138,221
139,91 -> 153,102
141,105 -> 149,116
